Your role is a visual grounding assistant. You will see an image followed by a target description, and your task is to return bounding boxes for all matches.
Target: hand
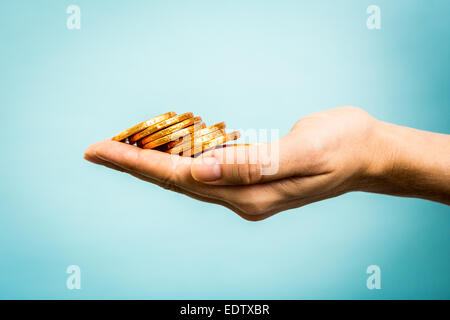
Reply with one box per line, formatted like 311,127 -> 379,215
84,106 -> 450,221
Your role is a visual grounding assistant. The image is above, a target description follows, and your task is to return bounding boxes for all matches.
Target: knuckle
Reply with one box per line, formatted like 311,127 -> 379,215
306,136 -> 327,155
237,163 -> 262,185
160,179 -> 179,192
245,204 -> 268,216
235,192 -> 271,216
159,169 -> 179,191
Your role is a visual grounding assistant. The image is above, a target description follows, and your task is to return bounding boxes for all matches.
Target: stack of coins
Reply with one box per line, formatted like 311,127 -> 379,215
112,112 -> 241,157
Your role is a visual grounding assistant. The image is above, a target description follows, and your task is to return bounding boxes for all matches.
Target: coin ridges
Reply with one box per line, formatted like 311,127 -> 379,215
128,112 -> 193,144
140,116 -> 202,146
112,111 -> 176,142
142,122 -> 205,150
114,113 -> 240,157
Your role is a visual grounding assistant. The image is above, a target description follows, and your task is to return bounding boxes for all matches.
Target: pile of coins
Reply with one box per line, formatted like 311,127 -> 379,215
112,112 -> 241,157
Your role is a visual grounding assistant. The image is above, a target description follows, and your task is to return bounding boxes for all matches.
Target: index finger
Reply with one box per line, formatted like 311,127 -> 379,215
85,140 -> 193,185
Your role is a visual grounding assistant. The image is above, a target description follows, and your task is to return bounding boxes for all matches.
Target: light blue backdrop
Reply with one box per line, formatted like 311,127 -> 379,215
0,0 -> 448,299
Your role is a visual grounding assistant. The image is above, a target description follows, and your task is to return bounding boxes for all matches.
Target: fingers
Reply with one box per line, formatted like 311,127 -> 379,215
84,142 -> 254,216
85,139 -> 193,186
83,139 -> 325,220
85,140 -> 328,220
191,139 -> 300,185
83,140 -> 250,206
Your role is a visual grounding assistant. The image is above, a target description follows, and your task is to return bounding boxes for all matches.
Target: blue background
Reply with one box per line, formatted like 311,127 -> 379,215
0,0 -> 449,299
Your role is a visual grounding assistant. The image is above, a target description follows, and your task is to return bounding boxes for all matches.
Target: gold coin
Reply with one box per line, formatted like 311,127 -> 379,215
140,116 -> 202,146
170,130 -> 240,157
163,122 -> 225,150
198,130 -> 241,155
142,122 -> 205,149
112,111 -> 176,142
157,123 -> 207,151
167,129 -> 226,155
160,122 -> 225,151
128,112 -> 193,144
193,122 -> 226,138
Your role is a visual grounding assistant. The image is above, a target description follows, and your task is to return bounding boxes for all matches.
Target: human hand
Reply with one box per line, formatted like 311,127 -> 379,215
84,106 -> 450,221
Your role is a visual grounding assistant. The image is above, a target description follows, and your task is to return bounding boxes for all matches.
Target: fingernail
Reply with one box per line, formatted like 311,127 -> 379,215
192,156 -> 222,182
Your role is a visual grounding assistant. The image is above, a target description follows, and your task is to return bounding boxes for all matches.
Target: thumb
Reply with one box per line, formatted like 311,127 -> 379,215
191,141 -> 292,185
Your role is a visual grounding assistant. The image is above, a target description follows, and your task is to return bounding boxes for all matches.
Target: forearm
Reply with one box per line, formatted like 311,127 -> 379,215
362,120 -> 450,205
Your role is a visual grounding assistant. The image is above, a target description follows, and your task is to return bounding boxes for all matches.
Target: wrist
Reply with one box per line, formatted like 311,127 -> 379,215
364,120 -> 399,182
355,119 -> 405,195
359,119 -> 450,203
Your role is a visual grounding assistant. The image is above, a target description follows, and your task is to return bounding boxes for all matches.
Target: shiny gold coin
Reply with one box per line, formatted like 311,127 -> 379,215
128,112 -> 193,144
112,111 -> 176,142
160,122 -> 226,151
169,130 -> 241,157
142,122 -> 205,149
140,116 -> 202,146
167,129 -> 226,155
193,122 -> 226,138
157,124 -> 204,151
198,130 -> 241,155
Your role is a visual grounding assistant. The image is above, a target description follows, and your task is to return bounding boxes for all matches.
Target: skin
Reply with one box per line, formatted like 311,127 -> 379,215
84,106 -> 450,221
